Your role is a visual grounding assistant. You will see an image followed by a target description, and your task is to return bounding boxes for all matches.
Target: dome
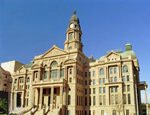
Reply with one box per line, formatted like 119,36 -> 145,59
68,11 -> 81,29
120,50 -> 136,59
99,55 -> 105,61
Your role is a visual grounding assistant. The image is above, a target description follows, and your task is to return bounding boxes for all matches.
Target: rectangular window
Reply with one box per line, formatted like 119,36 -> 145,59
123,94 -> 126,104
85,89 -> 87,95
101,110 -> 104,115
85,72 -> 87,77
93,79 -> 95,85
103,87 -> 105,93
43,89 -> 46,94
114,68 -> 117,74
85,97 -> 87,106
103,78 -> 105,83
93,71 -> 95,77
103,95 -> 106,105
68,95 -> 71,105
126,110 -> 129,115
127,85 -> 130,91
114,77 -> 117,82
99,95 -> 102,105
127,75 -> 130,81
112,95 -> 114,104
123,85 -> 126,92
93,96 -> 96,106
93,88 -> 95,94
112,110 -> 116,115
89,80 -> 91,85
115,87 -> 118,92
111,77 -> 113,82
123,76 -> 125,82
89,89 -> 91,94
115,94 -> 118,104
89,72 -> 91,77
128,94 -> 131,104
99,87 -> 102,94
50,69 -> 58,79
61,69 -> 64,78
111,87 -> 113,93
99,78 -> 102,84
44,71 -> 47,79
85,80 -> 87,85
89,96 -> 91,105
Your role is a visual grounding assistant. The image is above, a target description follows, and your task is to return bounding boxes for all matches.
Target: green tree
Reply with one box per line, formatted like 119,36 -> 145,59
0,98 -> 8,113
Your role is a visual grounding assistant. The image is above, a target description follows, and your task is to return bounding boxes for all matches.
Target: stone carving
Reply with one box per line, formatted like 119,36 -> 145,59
43,48 -> 66,57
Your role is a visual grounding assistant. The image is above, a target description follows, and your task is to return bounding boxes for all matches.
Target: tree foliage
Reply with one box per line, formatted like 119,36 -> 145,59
0,98 -> 8,113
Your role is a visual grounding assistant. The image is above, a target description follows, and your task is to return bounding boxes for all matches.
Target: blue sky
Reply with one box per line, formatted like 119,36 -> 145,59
0,0 -> 150,102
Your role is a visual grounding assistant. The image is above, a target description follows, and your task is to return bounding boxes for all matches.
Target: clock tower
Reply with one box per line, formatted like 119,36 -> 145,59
64,11 -> 83,52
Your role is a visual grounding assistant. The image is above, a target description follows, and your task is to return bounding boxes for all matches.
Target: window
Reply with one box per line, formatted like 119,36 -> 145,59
27,77 -> 30,82
85,72 -> 87,77
67,110 -> 70,115
85,80 -> 87,85
89,89 -> 91,94
69,33 -> 73,40
127,85 -> 130,91
14,79 -> 17,84
89,80 -> 91,85
85,97 -> 87,106
68,95 -> 71,105
111,95 -> 114,104
114,68 -> 117,74
115,87 -> 118,92
110,68 -> 113,74
114,77 -> 117,82
50,61 -> 58,67
111,87 -> 113,93
127,75 -> 130,81
3,84 -> 7,86
99,78 -> 102,84
50,69 -> 58,79
89,72 -> 91,77
123,66 -> 128,73
103,87 -> 105,93
93,96 -> 96,106
43,89 -> 46,94
99,87 -> 102,93
123,85 -> 126,92
93,79 -> 95,85
44,71 -> 47,79
100,68 -> 104,75
123,76 -> 125,82
103,78 -> 105,83
99,95 -> 102,105
115,95 -> 118,104
61,68 -> 64,78
70,69 -> 72,74
69,78 -> 72,82
112,110 -> 116,115
69,46 -> 72,49
126,110 -> 129,115
123,94 -> 126,104
93,71 -> 95,77
89,96 -> 91,105
85,89 -> 87,95
93,88 -> 95,94
103,95 -> 106,105
128,94 -> 131,104
111,77 -> 113,82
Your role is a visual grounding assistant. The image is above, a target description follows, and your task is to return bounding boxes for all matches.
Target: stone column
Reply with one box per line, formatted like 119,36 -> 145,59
38,69 -> 41,81
50,86 -> 54,110
145,86 -> 149,115
64,66 -> 67,79
73,65 -> 76,78
48,68 -> 50,80
58,66 -> 61,80
60,86 -> 63,107
39,87 -> 43,109
29,87 -> 35,107
17,78 -> 19,90
106,66 -> 109,83
22,91 -> 25,107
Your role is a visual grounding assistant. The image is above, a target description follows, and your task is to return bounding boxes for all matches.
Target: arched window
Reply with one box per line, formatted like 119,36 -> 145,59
69,77 -> 72,82
123,66 -> 128,73
69,46 -> 72,49
110,68 -> 113,74
27,77 -> 30,82
100,68 -> 104,75
44,64 -> 47,79
50,61 -> 58,67
69,33 -> 73,40
70,69 -> 72,74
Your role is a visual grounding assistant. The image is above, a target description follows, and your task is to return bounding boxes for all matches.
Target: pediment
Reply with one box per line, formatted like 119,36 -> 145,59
106,51 -> 121,61
42,45 -> 67,58
16,66 -> 26,74
64,59 -> 76,65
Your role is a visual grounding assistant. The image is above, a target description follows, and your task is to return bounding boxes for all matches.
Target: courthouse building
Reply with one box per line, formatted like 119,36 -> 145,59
10,11 -> 148,115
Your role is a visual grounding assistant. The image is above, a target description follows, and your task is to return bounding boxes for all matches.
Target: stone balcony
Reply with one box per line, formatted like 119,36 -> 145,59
138,81 -> 148,90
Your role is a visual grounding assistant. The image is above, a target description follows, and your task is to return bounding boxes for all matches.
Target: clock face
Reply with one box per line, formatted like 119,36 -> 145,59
70,24 -> 74,28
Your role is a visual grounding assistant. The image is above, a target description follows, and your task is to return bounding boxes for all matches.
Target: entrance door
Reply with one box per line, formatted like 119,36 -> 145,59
93,110 -> 95,115
53,96 -> 56,109
17,93 -> 21,107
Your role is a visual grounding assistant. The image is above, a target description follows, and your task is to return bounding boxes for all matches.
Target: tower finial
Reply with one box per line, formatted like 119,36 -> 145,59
73,11 -> 76,15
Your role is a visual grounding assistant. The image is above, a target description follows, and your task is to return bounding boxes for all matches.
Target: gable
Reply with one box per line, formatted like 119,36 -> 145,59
42,45 -> 67,58
106,51 -> 121,61
16,66 -> 26,74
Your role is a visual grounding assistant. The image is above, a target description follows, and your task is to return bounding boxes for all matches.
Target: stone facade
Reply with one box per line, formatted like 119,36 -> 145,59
9,11 -> 148,115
